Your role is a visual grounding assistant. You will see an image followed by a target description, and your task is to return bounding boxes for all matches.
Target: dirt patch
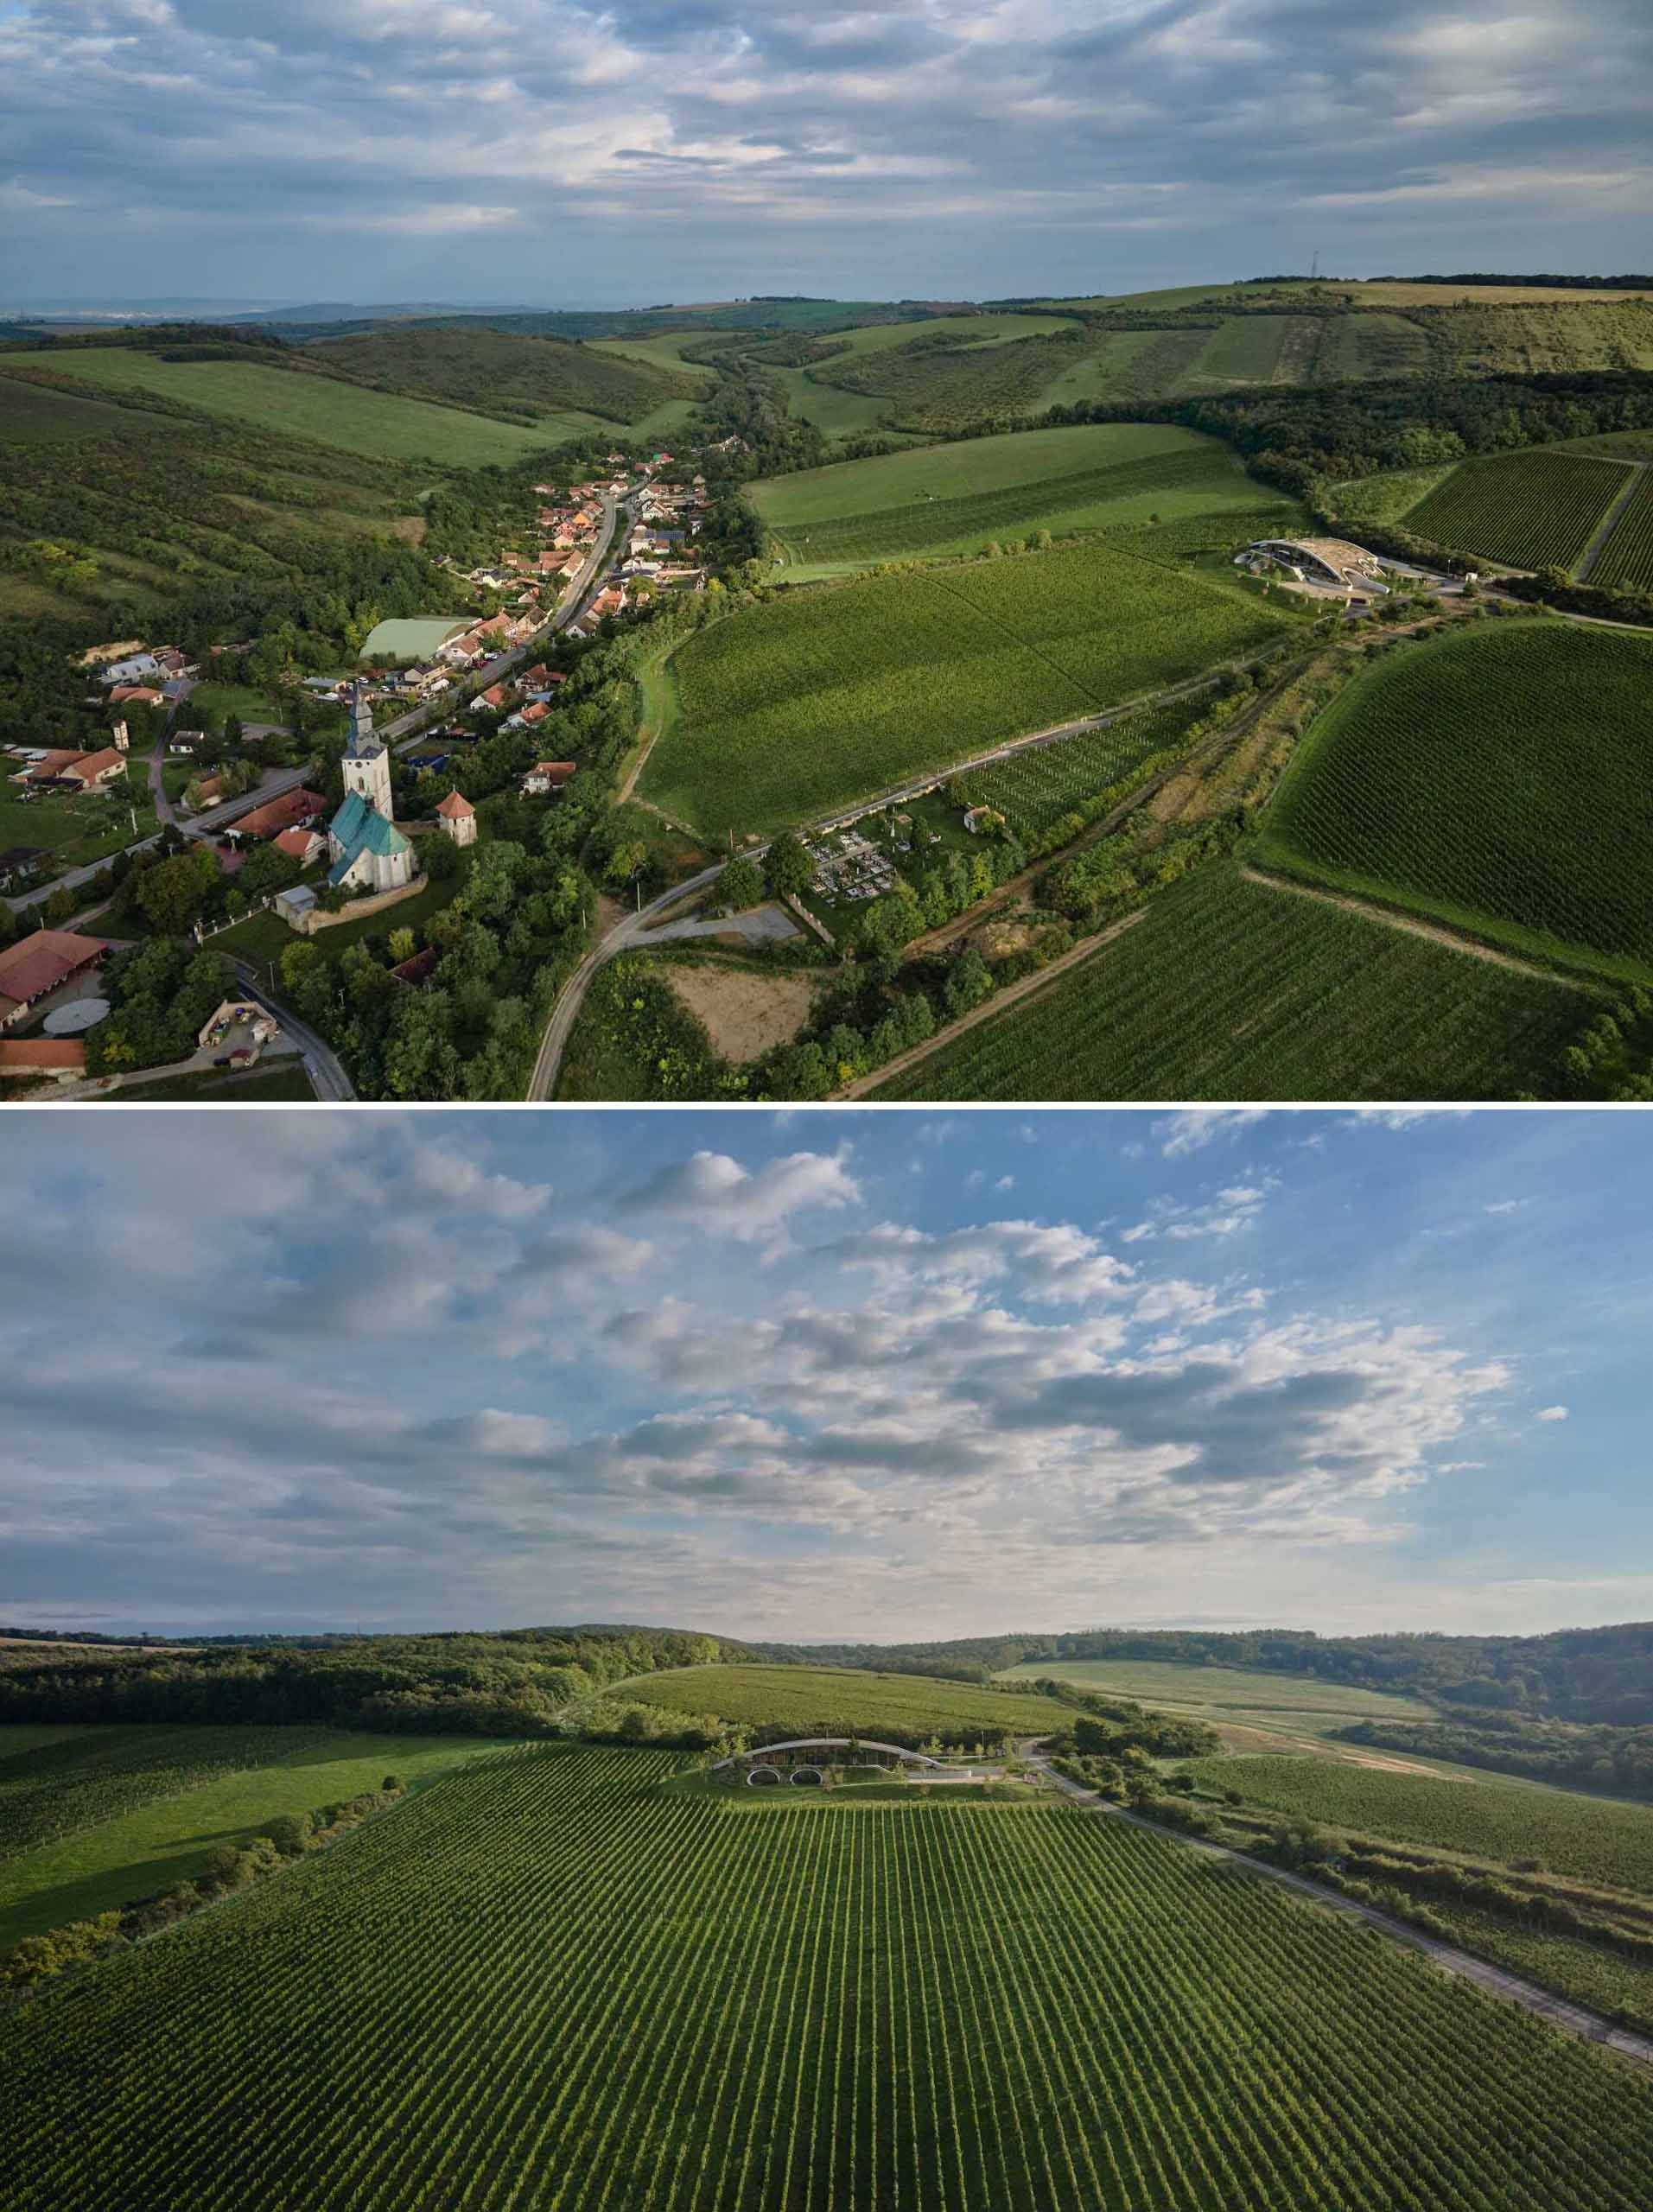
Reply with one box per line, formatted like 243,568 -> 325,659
391,515 -> 427,544
973,914 -> 1039,959
664,961 -> 820,1063
1337,1750 -> 1478,1780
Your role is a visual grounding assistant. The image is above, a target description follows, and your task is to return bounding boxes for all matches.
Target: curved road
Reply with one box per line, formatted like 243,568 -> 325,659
526,640 -> 1299,1100
232,963 -> 355,1103
1022,1747 -> 1653,2075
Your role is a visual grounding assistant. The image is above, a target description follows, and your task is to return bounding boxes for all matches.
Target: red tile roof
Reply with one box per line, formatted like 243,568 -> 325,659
436,790 -> 474,818
273,826 -> 317,860
0,931 -> 106,1012
236,788 -> 324,840
0,1038 -> 86,1074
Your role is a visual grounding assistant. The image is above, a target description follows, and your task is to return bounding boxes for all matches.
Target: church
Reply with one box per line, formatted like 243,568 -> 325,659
327,687 -> 416,896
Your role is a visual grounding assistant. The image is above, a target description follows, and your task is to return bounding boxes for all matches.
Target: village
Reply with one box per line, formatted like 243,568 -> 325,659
0,454 -> 715,1095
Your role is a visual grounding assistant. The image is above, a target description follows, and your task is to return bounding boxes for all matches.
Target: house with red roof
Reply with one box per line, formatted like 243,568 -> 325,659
0,931 -> 108,1030
521,761 -> 576,797
233,788 -> 325,842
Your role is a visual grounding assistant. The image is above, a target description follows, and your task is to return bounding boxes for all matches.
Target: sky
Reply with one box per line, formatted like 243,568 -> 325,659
1,3 -> 1650,308
3,1106 -> 1650,1644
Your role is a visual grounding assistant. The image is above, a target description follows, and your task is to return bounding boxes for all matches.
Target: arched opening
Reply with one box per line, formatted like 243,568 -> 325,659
746,1766 -> 781,1789
791,1766 -> 824,1788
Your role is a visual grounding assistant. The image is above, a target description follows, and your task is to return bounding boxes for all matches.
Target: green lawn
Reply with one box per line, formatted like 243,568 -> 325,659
183,683 -> 295,734
0,351 -> 582,468
769,364 -> 905,440
0,372 -> 180,445
642,537 -> 1290,838
0,1726 -> 497,1946
0,782 -> 153,874
215,849 -> 471,971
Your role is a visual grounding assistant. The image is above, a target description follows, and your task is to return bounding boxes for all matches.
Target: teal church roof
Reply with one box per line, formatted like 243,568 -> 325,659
328,789 -> 411,884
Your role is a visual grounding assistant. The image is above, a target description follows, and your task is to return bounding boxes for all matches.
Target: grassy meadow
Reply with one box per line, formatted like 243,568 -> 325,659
618,1662 -> 1072,1744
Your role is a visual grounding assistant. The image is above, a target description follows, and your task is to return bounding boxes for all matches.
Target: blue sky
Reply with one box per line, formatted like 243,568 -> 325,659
2,3 -> 1650,307
3,1107 -> 1648,1643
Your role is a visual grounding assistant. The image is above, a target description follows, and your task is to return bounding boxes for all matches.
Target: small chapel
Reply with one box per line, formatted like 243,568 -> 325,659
327,686 -> 416,896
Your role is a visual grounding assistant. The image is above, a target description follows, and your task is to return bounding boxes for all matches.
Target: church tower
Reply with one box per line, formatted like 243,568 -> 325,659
341,683 -> 393,820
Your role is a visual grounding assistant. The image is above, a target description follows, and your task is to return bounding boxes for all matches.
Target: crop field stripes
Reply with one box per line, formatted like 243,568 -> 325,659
1584,463 -> 1653,589
1404,449 -> 1637,573
6,1749 -> 1653,2210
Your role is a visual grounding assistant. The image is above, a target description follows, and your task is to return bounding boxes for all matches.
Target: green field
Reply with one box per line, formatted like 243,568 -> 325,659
997,1660 -> 1437,1748
814,312 -> 1078,359
951,690 -> 1214,845
1586,467 -> 1653,589
874,859 -> 1584,1102
754,423 -> 1284,572
1313,314 -> 1435,381
620,1663 -> 1071,1745
3,1745 -> 1650,2210
1257,620 -> 1653,981
1191,1753 -> 1653,1897
642,539 -> 1291,837
0,350 -> 580,467
0,375 -> 179,446
1403,448 -> 1635,571
591,328 -> 738,373
0,1726 -> 492,1947
1409,1897 -> 1653,2038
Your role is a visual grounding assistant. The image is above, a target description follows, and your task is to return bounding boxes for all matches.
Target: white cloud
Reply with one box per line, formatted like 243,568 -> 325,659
1535,1404 -> 1570,1422
620,1147 -> 860,1239
1154,1109 -> 1268,1158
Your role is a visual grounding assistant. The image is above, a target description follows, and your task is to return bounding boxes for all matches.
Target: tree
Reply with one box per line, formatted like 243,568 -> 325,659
604,839 -> 650,890
386,927 -> 416,965
264,1813 -> 313,1857
137,847 -> 216,936
761,833 -> 812,901
716,855 -> 764,912
42,887 -> 76,926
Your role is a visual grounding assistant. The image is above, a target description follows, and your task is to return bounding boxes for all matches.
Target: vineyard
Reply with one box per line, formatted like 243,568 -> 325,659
952,691 -> 1211,846
620,1663 -> 1071,1745
874,861 -> 1583,1102
3,1745 -> 1650,2210
1191,1754 -> 1653,1896
1257,620 -> 1653,979
641,539 -> 1289,838
756,426 -> 1284,572
1586,467 -> 1653,589
0,1726 -> 333,1861
1402,449 -> 1634,571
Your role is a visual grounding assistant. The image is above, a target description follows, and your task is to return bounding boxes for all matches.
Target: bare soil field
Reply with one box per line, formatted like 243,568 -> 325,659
664,960 -> 820,1061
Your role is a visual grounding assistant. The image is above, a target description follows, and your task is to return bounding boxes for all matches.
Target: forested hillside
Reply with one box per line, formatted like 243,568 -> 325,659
0,1628 -> 755,1737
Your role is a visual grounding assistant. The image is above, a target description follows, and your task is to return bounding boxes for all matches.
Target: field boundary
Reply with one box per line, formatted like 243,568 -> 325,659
1239,865 -> 1594,990
1026,1756 -> 1653,2075
1576,460 -> 1650,582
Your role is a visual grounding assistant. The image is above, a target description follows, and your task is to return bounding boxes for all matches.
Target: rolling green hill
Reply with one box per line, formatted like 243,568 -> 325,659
306,323 -> 700,429
753,423 -> 1292,574
617,1662 -> 1071,1745
0,346 -> 586,467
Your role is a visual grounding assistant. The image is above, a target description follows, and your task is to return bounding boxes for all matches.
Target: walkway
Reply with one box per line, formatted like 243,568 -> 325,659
1023,1749 -> 1653,2074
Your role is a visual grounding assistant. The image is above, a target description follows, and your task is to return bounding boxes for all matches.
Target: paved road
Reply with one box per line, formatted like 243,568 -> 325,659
1022,1748 -> 1653,2075
231,962 -> 355,1102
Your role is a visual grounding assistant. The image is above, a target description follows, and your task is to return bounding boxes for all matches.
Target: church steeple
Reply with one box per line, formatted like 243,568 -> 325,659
340,682 -> 393,820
